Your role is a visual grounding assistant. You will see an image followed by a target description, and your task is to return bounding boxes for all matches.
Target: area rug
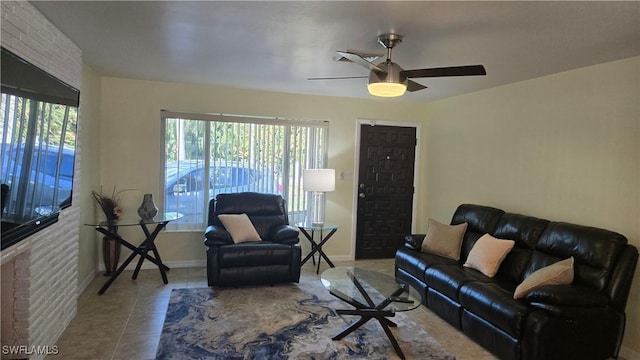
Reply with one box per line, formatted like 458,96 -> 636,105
156,278 -> 455,360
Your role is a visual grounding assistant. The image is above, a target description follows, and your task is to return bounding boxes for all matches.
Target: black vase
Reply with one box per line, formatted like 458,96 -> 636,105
102,223 -> 120,276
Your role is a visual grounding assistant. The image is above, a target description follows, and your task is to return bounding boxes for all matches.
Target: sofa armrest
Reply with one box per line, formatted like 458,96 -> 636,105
204,225 -> 233,246
606,245 -> 639,311
404,234 -> 426,251
270,224 -> 300,245
525,285 -> 610,307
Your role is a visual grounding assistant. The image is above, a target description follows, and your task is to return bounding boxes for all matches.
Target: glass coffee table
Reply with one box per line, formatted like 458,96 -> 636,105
320,267 -> 421,360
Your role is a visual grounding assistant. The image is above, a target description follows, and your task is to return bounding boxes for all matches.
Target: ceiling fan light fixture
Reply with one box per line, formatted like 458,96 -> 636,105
367,81 -> 407,97
367,61 -> 407,97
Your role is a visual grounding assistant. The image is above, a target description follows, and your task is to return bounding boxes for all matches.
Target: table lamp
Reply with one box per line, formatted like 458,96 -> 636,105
303,169 -> 335,226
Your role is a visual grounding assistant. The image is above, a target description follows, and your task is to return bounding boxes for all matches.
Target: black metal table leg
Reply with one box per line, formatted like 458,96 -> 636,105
314,228 -> 337,271
300,227 -> 319,266
332,308 -> 405,359
132,221 -> 170,281
300,227 -> 338,274
98,247 -> 144,295
327,271 -> 411,359
94,220 -> 171,294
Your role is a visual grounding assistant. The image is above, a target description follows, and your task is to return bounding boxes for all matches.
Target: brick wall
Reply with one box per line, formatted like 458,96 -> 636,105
1,1 -> 82,358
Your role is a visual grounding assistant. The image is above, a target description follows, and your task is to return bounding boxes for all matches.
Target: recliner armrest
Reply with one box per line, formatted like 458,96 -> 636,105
270,224 -> 299,245
524,285 -> 610,307
204,225 -> 233,246
404,234 -> 426,251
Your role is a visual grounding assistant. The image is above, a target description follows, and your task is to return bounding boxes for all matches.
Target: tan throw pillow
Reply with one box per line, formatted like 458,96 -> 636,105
421,219 -> 468,260
513,257 -> 574,299
218,213 -> 262,244
463,233 -> 515,278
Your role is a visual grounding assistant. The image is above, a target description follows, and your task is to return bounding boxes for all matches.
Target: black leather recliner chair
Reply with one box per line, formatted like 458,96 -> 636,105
204,192 -> 301,286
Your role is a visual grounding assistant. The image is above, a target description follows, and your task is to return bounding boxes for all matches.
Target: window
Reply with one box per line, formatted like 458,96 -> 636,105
161,111 -> 328,230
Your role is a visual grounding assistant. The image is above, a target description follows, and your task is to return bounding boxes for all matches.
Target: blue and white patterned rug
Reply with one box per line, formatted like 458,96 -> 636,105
156,279 -> 455,360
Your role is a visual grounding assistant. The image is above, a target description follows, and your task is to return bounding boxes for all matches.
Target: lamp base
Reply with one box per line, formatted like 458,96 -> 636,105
308,192 -> 326,227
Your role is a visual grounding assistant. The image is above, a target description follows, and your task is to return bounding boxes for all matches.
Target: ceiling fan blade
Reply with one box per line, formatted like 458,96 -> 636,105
407,80 -> 427,92
335,51 -> 385,74
402,65 -> 486,78
335,50 -> 384,63
307,76 -> 368,80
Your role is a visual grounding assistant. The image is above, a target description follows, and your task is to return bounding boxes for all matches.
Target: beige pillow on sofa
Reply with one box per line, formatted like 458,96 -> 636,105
463,233 -> 515,278
513,257 -> 574,299
218,213 -> 262,243
421,219 -> 468,260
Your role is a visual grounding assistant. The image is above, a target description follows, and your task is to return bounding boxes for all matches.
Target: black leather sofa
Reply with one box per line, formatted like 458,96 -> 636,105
395,204 -> 638,360
204,192 -> 301,286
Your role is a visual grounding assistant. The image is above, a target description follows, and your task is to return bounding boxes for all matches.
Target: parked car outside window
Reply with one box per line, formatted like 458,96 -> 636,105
1,144 -> 74,217
164,160 -> 278,225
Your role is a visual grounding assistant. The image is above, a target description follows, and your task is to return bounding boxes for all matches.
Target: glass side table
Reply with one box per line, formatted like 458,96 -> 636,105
296,222 -> 339,274
85,212 -> 182,295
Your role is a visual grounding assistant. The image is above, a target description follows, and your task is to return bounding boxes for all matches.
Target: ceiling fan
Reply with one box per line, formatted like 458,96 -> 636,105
308,33 -> 486,97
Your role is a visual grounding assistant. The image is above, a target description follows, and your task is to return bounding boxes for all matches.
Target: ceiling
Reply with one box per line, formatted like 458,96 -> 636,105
31,1 -> 640,102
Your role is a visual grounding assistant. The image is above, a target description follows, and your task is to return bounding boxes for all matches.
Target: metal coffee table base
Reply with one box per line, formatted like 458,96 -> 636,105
329,271 -> 410,359
332,307 -> 405,359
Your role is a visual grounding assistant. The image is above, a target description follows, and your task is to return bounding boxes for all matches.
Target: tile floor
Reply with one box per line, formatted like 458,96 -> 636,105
50,259 -> 498,360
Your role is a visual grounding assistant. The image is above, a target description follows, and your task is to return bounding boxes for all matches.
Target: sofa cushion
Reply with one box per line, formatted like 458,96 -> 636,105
494,213 -> 550,250
529,222 -> 627,291
514,257 -> 574,299
421,219 -> 468,260
396,247 -> 457,283
452,204 -> 505,263
460,281 -> 531,338
451,204 -> 505,233
218,242 -> 294,267
464,234 -> 515,278
218,213 -> 262,243
493,213 -> 550,284
424,264 -> 494,300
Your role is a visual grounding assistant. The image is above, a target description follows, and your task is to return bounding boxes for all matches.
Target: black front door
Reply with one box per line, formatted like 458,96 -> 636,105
355,124 -> 417,259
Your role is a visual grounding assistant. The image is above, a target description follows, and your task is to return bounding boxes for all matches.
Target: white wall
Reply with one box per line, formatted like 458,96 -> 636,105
77,62 -> 102,290
421,56 -> 640,357
98,78 -> 425,265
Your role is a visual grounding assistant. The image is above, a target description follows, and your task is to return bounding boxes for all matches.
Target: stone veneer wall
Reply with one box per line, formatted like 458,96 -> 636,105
1,1 -> 82,358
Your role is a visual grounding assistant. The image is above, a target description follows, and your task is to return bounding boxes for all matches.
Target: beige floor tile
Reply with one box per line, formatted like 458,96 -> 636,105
112,331 -> 161,360
48,260 -> 499,360
123,312 -> 166,335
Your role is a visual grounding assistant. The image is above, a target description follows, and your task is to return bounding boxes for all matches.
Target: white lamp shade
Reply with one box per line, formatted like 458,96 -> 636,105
303,169 -> 335,192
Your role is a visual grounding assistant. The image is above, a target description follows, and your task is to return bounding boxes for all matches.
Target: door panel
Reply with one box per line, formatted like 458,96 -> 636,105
356,125 -> 416,259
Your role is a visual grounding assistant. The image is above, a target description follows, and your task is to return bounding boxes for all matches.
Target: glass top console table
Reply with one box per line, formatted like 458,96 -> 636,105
85,212 -> 182,295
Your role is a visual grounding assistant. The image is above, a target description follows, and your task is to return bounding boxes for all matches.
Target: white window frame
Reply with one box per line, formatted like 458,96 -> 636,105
160,110 -> 329,231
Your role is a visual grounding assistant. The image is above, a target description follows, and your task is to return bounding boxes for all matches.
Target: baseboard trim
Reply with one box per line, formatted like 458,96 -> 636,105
326,255 -> 352,262
97,259 -> 207,272
78,271 -> 96,295
96,256 -> 357,272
